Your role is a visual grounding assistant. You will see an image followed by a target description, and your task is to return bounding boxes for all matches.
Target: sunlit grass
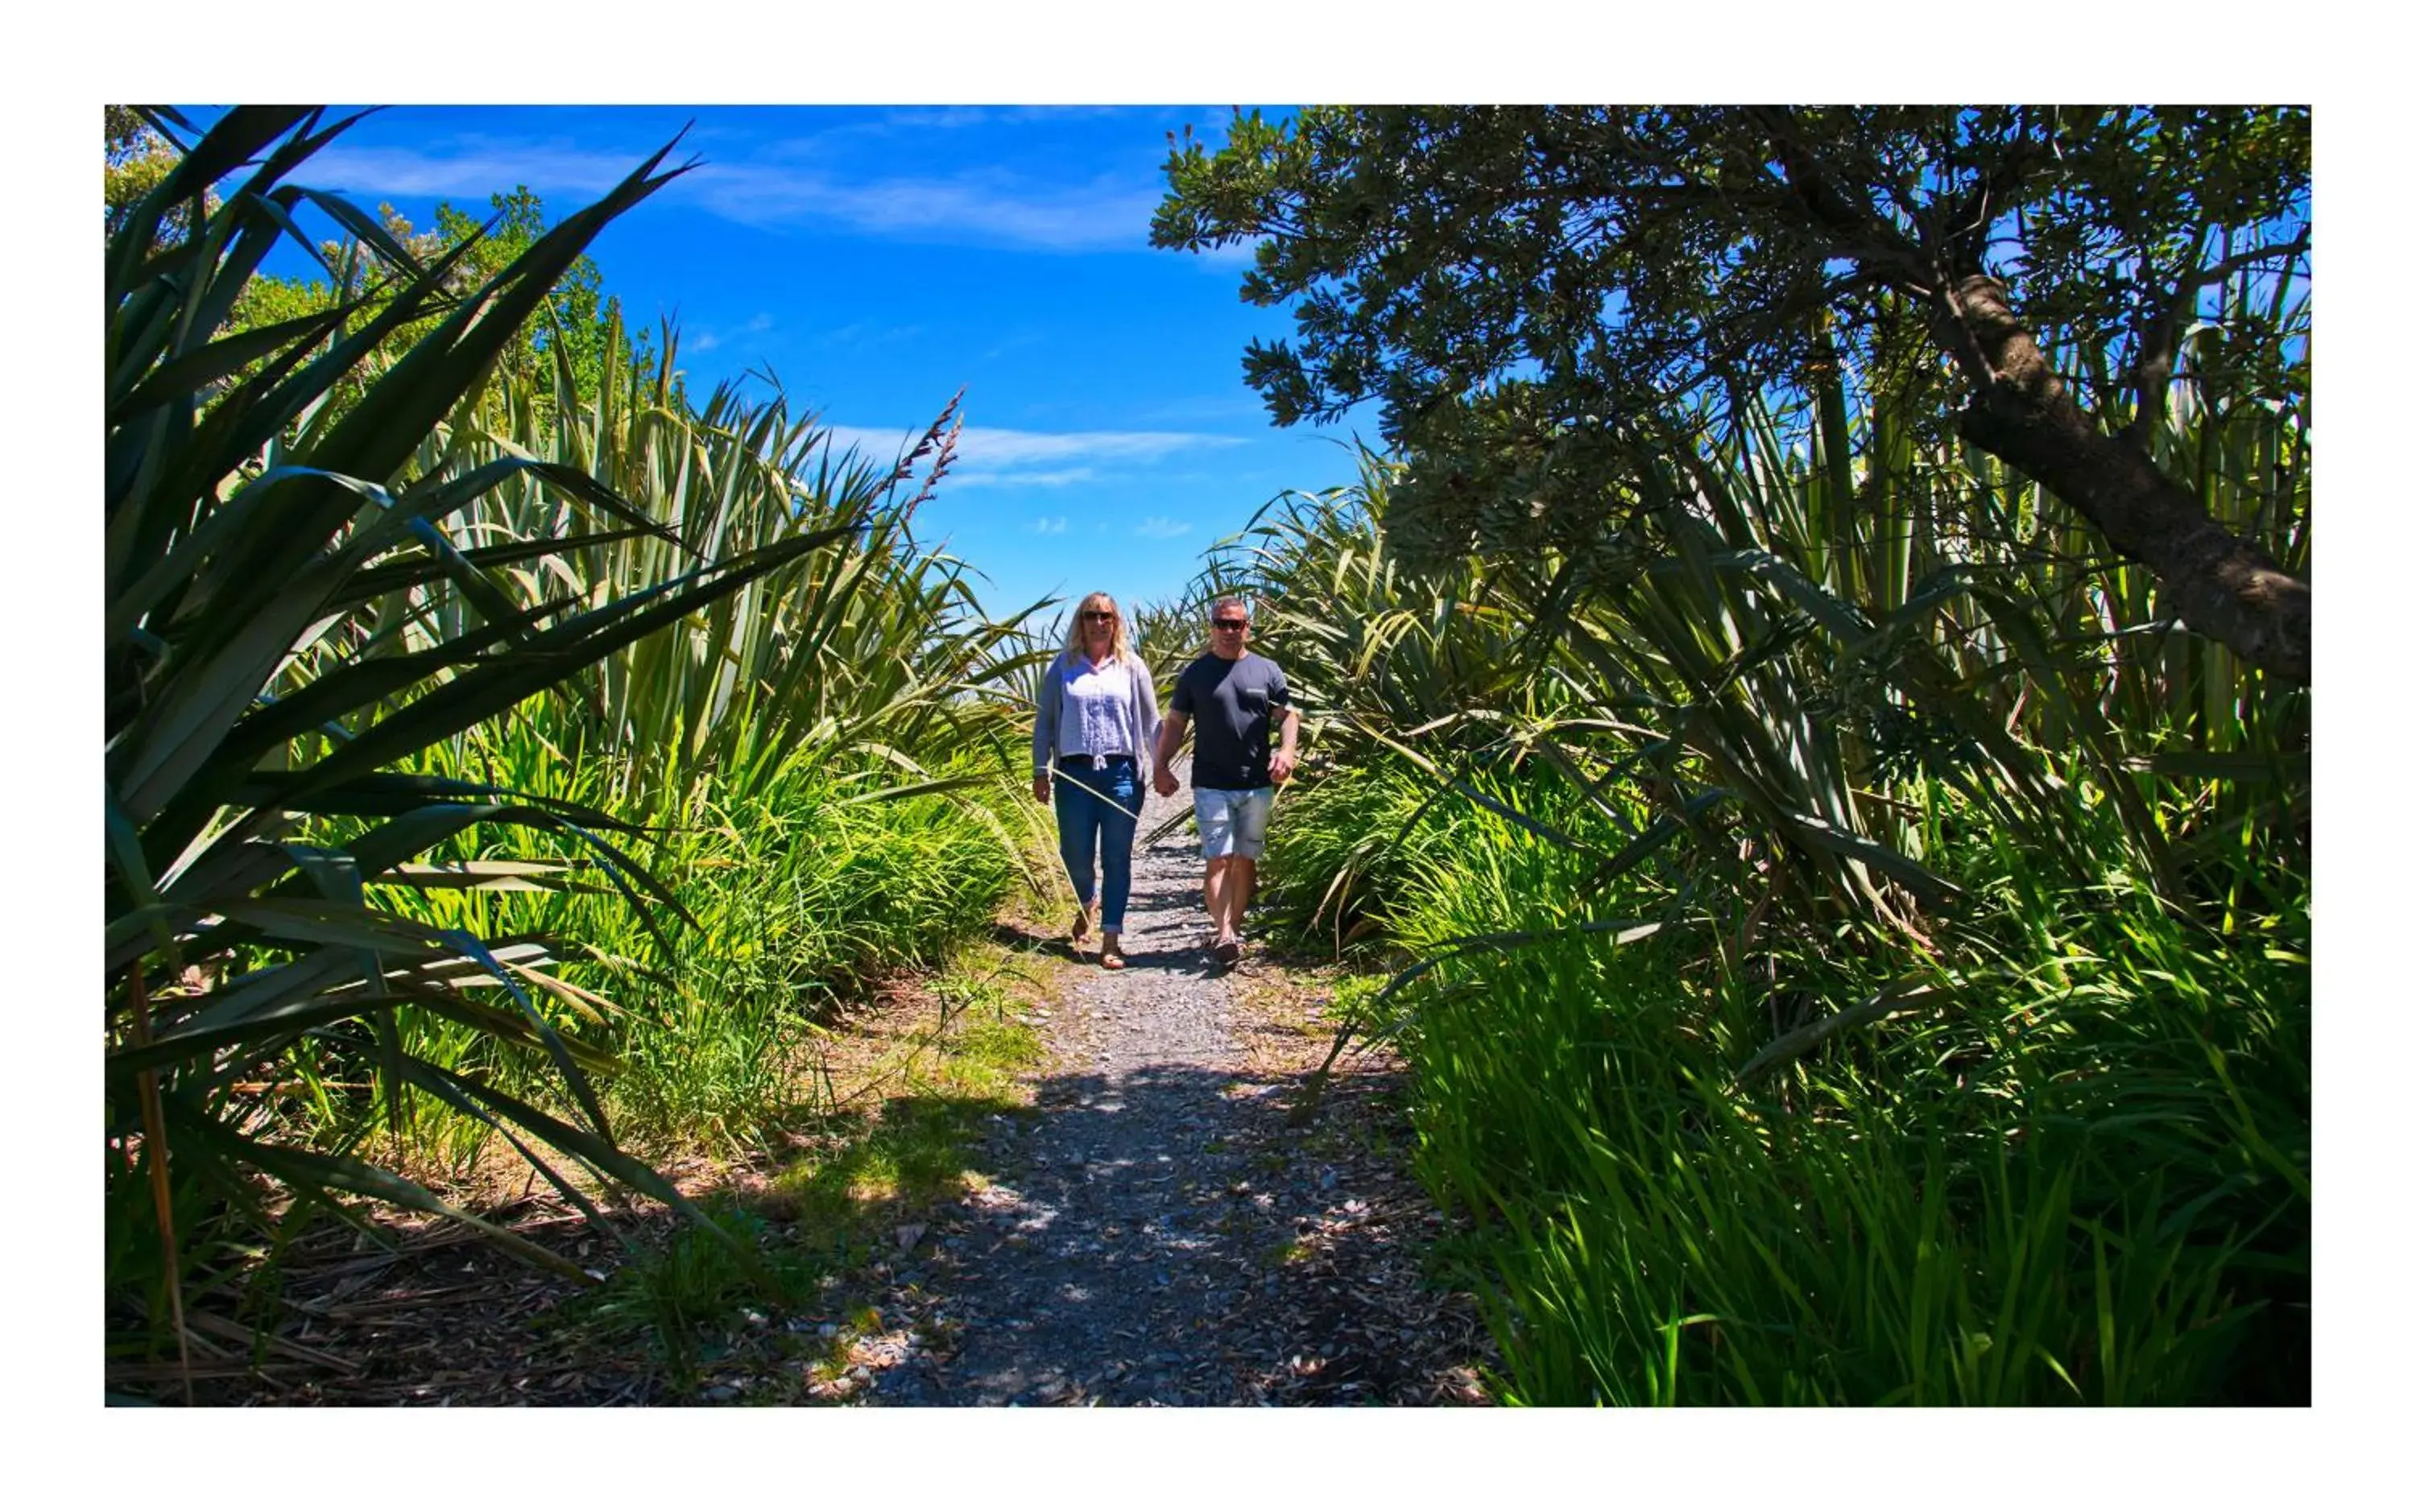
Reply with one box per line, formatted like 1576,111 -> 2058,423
1220,386 -> 2306,1405
545,940 -> 1049,1391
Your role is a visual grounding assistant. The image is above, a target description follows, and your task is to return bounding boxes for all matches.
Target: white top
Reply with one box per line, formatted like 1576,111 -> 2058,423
1032,651 -> 1161,781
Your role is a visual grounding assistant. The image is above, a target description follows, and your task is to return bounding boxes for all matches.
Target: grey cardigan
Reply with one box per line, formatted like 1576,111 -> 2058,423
1032,651 -> 1161,786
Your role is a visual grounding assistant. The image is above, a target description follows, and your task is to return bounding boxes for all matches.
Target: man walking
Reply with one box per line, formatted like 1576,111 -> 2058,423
1154,596 -> 1298,968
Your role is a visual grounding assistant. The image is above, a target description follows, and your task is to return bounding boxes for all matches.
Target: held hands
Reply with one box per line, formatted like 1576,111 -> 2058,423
1153,767 -> 1180,798
1269,750 -> 1297,785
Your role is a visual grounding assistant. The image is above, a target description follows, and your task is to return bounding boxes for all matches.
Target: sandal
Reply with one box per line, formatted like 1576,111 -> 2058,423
1071,903 -> 1093,945
1099,934 -> 1126,970
1211,939 -> 1242,969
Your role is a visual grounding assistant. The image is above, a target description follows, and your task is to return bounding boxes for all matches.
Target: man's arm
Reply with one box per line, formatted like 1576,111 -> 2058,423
1154,710 -> 1189,795
1269,704 -> 1301,784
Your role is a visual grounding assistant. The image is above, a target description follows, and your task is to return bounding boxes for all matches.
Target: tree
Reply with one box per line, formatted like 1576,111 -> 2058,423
107,113 -> 668,423
219,184 -> 668,427
1154,106 -> 2310,684
106,106 -> 209,246
427,185 -> 657,401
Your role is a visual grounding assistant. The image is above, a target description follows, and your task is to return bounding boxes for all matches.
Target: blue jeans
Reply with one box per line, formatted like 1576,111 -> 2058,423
1053,757 -> 1140,932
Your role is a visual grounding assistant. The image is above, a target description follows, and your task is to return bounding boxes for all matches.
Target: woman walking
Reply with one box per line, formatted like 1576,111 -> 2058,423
1032,592 -> 1160,969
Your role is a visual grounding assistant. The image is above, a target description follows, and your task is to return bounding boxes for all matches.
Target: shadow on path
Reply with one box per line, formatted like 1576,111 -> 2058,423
867,1056 -> 1477,1407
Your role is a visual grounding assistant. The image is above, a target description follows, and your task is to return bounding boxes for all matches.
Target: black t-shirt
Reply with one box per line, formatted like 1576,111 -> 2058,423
1172,651 -> 1291,790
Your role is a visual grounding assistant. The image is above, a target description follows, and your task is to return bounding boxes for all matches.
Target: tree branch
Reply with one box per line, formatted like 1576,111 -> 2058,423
1746,106 -> 1936,295
2124,226 -> 2311,448
1937,273 -> 2309,684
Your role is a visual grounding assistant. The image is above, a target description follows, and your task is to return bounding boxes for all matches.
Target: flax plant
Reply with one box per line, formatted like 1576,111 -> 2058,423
387,344 -> 1052,813
101,109 -> 875,1382
1218,315 -> 2306,1403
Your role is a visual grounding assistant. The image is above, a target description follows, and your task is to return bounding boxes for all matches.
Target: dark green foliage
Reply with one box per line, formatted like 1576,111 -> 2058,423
1157,105 -> 2311,680
1214,343 -> 2306,1403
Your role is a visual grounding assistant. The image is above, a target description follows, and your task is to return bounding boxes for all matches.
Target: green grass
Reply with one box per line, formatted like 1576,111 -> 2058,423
109,107 -> 2307,1407
272,719 -> 1044,1175
767,953 -> 1045,1219
544,942 -> 1049,1396
1199,370 -> 2306,1407
1330,775 -> 2308,1405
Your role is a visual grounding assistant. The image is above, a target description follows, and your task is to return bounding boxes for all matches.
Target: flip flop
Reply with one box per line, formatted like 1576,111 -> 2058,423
1211,940 -> 1242,968
1100,940 -> 1127,970
1071,903 -> 1093,944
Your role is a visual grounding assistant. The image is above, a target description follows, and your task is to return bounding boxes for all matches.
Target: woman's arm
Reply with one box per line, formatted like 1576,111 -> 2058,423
1031,655 -> 1061,800
1132,658 -> 1161,781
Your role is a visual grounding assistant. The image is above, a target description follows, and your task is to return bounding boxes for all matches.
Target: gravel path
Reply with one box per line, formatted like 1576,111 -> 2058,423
864,771 -> 1488,1407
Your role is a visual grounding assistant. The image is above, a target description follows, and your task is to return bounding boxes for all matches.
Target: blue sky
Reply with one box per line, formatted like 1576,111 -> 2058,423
231,104 -> 1376,625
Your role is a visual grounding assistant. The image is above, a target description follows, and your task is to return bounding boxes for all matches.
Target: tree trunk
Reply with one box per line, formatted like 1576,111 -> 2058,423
1934,274 -> 2310,686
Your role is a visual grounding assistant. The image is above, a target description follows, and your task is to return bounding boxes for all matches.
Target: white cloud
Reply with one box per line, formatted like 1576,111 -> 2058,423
878,107 -> 998,131
817,425 -> 931,463
954,470 -> 1097,490
886,106 -> 1129,130
968,428 -> 1226,466
1136,517 -> 1193,539
780,105 -> 1133,144
679,312 -> 771,358
1027,515 -> 1070,535
301,139 -> 635,200
685,163 -> 1160,250
298,135 -> 1165,253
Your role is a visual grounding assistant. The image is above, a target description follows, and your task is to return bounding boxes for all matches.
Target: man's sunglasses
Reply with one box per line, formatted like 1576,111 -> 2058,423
1081,609 -> 1115,621
1211,618 -> 1248,630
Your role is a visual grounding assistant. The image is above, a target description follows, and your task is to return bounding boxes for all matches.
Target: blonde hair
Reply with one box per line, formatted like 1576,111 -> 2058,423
1062,591 -> 1136,666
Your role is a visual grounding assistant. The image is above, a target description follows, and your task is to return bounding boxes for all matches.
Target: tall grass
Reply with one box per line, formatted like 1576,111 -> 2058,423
308,336 -> 1061,1164
230,188 -> 1061,1168
1360,769 -> 2304,1403
378,719 -> 1040,1160
1223,328 -> 2308,1403
423,345 -> 1051,811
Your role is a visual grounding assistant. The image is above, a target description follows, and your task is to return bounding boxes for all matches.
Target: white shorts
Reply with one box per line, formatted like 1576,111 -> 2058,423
1194,786 -> 1274,861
